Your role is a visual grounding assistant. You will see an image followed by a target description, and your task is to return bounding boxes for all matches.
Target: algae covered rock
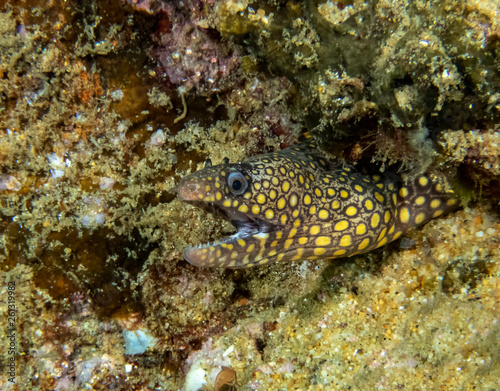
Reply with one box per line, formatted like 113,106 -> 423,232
210,0 -> 499,147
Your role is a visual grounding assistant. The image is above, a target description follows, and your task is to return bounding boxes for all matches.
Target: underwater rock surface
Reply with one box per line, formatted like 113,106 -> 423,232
0,0 -> 498,389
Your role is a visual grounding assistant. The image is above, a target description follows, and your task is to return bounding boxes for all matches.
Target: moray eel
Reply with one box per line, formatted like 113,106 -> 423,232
178,136 -> 458,268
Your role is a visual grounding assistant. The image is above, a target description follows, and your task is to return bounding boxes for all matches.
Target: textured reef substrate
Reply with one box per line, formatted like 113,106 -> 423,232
0,0 -> 499,389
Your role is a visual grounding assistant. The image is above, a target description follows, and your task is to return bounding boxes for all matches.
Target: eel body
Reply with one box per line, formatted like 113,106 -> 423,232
178,137 -> 457,268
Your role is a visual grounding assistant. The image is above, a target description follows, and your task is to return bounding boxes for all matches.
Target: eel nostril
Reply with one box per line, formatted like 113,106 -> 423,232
178,182 -> 200,200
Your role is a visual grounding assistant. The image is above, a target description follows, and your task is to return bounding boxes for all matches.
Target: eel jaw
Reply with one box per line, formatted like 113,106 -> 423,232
182,201 -> 279,267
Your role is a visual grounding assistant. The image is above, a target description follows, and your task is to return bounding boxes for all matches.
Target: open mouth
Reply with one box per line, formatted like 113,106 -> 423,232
184,201 -> 278,250
178,176 -> 285,267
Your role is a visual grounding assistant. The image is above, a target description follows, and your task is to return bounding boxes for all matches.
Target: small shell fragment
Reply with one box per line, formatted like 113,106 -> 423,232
214,366 -> 237,391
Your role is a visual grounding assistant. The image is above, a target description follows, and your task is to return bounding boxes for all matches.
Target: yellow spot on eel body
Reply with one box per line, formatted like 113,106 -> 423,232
419,176 -> 428,186
310,225 -> 320,235
319,209 -> 329,219
335,220 -> 349,231
358,238 -> 370,250
346,206 -> 357,216
356,223 -> 366,235
316,236 -> 331,246
340,235 -> 352,247
433,210 -> 443,218
415,212 -> 425,224
415,196 -> 425,205
400,207 -> 410,224
430,199 -> 441,209
314,248 -> 326,256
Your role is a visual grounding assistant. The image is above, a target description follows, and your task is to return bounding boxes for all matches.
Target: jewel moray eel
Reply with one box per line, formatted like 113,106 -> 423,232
178,135 -> 458,268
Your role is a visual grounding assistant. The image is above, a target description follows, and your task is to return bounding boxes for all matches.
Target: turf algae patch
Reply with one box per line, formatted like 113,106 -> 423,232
210,0 -> 500,181
441,258 -> 494,295
438,128 -> 500,202
0,0 -> 184,339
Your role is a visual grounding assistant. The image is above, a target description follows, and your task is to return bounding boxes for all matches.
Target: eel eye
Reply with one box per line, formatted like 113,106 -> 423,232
228,172 -> 248,195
